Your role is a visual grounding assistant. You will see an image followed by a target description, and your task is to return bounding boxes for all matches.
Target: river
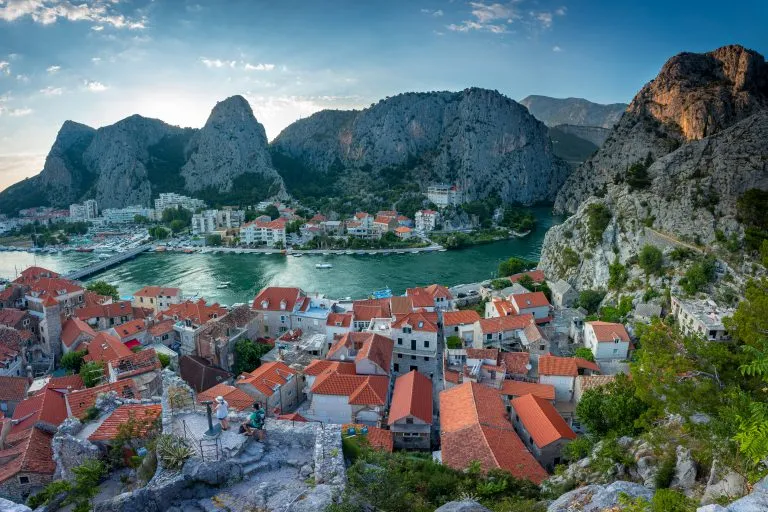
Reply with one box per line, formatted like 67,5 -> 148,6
0,207 -> 561,303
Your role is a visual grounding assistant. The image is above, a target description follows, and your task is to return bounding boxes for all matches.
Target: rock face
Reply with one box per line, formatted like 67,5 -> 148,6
0,96 -> 284,212
520,95 -> 627,129
547,481 -> 653,511
551,124 -> 612,147
435,500 -> 493,512
272,88 -> 570,205
181,96 -> 282,193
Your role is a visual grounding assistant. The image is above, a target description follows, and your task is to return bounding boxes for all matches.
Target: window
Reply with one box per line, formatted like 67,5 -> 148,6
411,355 -> 416,360
613,349 -> 618,355
486,333 -> 492,340
424,340 -> 430,348
18,476 -> 29,484
539,344 -> 545,351
405,418 -> 413,424
280,315 -> 286,323
424,357 -> 429,362
397,354 -> 402,359
397,338 -> 403,345
403,327 -> 412,334
393,363 -> 399,372
410,365 -> 418,372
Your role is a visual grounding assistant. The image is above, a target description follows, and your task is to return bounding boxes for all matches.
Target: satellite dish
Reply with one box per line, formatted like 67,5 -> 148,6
340,355 -> 346,361
525,363 -> 532,371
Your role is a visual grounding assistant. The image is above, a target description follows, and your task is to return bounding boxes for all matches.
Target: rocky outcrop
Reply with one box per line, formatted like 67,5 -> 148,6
547,481 -> 653,511
520,95 -> 627,129
435,500 -> 493,512
272,88 -> 571,205
37,121 -> 96,204
181,96 -> 284,194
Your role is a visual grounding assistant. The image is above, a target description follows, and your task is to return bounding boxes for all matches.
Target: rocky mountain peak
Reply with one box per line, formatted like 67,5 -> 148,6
206,95 -> 258,126
519,95 -> 628,129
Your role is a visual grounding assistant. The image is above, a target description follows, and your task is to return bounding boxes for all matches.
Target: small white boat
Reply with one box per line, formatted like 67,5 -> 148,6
345,251 -> 353,255
315,263 -> 333,269
368,251 -> 377,255
216,283 -> 229,289
292,253 -> 303,257
98,253 -> 111,259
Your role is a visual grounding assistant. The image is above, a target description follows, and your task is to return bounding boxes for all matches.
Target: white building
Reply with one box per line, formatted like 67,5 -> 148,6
427,184 -> 463,208
584,321 -> 631,361
415,209 -> 439,232
192,210 -> 218,235
240,218 -> 287,247
154,193 -> 206,213
101,205 -> 153,224
671,297 -> 734,341
69,199 -> 98,221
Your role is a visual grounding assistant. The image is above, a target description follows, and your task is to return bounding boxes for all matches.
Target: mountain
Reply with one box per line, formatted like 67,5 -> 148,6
0,95 -> 285,214
548,126 -> 600,165
539,44 -> 768,289
271,88 -> 571,205
550,124 -> 611,147
520,95 -> 627,129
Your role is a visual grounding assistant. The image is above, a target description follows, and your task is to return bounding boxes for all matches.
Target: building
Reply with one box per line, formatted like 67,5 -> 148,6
584,321 -> 631,361
443,310 -> 481,346
439,382 -> 547,483
83,332 -> 132,365
427,184 -> 463,208
60,317 -> 97,354
65,381 -> 138,420
520,322 -> 550,356
499,380 -> 556,404
473,314 -> 534,350
352,298 -> 392,331
252,287 -> 307,337
394,226 -> 412,239
538,355 -> 601,402
414,210 -> 439,233
194,306 -> 260,371
108,318 -> 149,348
327,332 -> 394,376
0,328 -> 24,377
198,383 -> 254,411
160,299 -> 228,356
88,404 -> 161,444
101,205 -> 153,224
179,355 -> 232,393
325,312 -> 354,346
132,286 -> 182,314
573,375 -> 616,405
670,297 -> 734,341
633,303 -> 662,323
74,300 -> 135,330
550,280 -> 577,309
510,393 -> 576,471
240,218 -> 287,247
391,311 -> 439,378
388,370 -> 433,450
191,210 -> 218,235
235,361 -> 301,413
510,292 -> 552,323
407,284 -> 453,312
107,349 -> 162,398
0,375 -> 28,416
69,199 -> 98,221
154,193 -> 206,213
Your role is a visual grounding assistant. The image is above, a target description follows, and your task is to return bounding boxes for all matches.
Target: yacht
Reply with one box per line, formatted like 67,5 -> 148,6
315,263 -> 333,269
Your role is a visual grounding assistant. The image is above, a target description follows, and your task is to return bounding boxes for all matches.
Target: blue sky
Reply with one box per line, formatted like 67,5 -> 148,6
0,0 -> 766,191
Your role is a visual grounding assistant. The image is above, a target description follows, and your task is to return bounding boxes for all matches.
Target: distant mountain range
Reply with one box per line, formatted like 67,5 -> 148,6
519,95 -> 627,129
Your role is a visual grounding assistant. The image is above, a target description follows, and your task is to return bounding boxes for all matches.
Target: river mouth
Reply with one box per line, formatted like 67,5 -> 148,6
0,207 -> 561,303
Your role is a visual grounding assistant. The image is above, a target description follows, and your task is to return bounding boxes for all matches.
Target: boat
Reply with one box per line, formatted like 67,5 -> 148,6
439,248 -> 447,252
345,251 -> 353,255
315,263 -> 333,269
75,247 -> 94,253
292,253 -> 303,258
371,288 -> 392,299
216,283 -> 230,289
98,253 -> 111,259
368,251 -> 377,255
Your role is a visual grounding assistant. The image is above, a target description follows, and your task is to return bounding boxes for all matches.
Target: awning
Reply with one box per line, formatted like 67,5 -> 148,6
124,339 -> 141,349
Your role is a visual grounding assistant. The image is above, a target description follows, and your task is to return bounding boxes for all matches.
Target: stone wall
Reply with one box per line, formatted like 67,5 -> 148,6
313,423 -> 346,488
52,418 -> 100,481
160,369 -> 197,434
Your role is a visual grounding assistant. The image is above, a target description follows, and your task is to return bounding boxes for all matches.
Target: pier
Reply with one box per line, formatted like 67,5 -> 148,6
64,243 -> 154,281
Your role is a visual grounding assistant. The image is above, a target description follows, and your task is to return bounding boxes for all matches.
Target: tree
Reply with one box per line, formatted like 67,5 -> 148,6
232,339 -> 272,376
263,204 -> 280,220
79,361 -> 105,388
586,203 -> 612,245
680,255 -> 716,295
205,234 -> 222,247
517,274 -> 535,291
498,257 -> 533,277
158,353 -> 171,368
133,214 -> 150,224
87,280 -> 120,300
626,161 -> 652,190
575,373 -> 647,437
574,347 -> 595,362
148,226 -> 169,240
446,336 -> 463,349
61,350 -> 86,373
169,219 -> 187,233
577,290 -> 606,314
638,245 -> 663,275
608,257 -> 628,291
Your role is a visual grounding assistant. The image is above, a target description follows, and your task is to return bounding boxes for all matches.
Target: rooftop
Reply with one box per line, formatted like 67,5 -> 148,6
511,393 -> 576,448
388,370 -> 433,425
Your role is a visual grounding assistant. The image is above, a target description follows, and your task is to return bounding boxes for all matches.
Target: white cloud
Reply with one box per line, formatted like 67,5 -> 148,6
244,62 -> 275,72
84,80 -> 107,92
245,94 -> 363,140
8,107 -> 33,117
447,2 -> 520,34
0,61 -> 9,75
555,6 -> 567,16
91,25 -> 104,31
0,0 -> 146,29
46,65 -> 61,73
534,11 -> 553,28
421,8 -> 444,17
16,74 -> 29,82
200,57 -> 237,69
91,57 -> 101,63
552,45 -> 562,52
40,86 -> 64,96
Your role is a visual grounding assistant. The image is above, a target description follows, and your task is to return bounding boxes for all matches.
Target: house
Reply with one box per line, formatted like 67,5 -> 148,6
108,318 -> 148,349
439,382 -> 547,483
407,284 -> 453,311
573,375 -> 617,404
351,298 -> 391,331
520,322 -> 550,356
426,184 -> 462,208
0,375 -> 28,416
443,310 -> 480,346
198,383 -> 254,411
388,370 -> 433,450
240,218 -> 287,247
510,292 -> 552,323
132,286 -> 182,314
179,355 -> 232,393
236,361 -> 301,414
501,351 -> 533,380
507,270 -> 546,285
60,317 -> 97,354
22,276 -> 85,318
414,210 -> 439,233
0,328 -> 24,377
160,299 -> 227,356
373,215 -> 398,235
0,309 -> 36,339
394,226 -> 412,239
485,297 -> 516,318
473,314 -> 534,349
147,319 -> 176,346
327,332 -> 394,376
75,301 -> 135,330
65,381 -> 138,419
83,332 -> 132,365
195,305 -> 260,370
510,393 -> 576,471
107,349 -> 162,398
325,312 -> 353,346
391,311 -> 439,378
670,297 -> 734,341
252,287 -> 306,337
633,303 -> 662,323
444,347 -> 503,389
304,361 -> 389,426
538,355 -> 601,402
88,404 -> 162,443
550,280 -> 577,309
499,380 -> 556,406
342,423 -> 394,452
584,321 -> 631,361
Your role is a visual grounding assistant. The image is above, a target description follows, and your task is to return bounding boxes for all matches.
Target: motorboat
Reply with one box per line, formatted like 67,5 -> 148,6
315,263 -> 333,269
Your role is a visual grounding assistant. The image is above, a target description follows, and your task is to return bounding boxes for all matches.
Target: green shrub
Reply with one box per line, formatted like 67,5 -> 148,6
158,353 -> 171,368
562,247 -> 580,269
446,336 -> 463,349
680,255 -> 716,295
638,245 -> 663,275
654,454 -> 676,489
577,290 -> 606,314
608,258 -> 629,291
491,278 -> 510,290
498,257 -> 535,277
586,203 -> 612,245
563,435 -> 595,461
156,434 -> 194,470
574,347 -> 595,362
27,480 -> 72,509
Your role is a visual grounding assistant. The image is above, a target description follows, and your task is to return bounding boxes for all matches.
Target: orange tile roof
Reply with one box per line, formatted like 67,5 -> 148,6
587,321 -> 631,342
75,300 -> 133,321
88,404 -> 162,441
405,288 -> 435,308
26,277 -> 83,299
148,319 -> 176,336
304,359 -> 357,376
508,270 -> 546,284
577,374 -> 616,392
0,376 -> 28,402
352,298 -> 391,321
392,311 -> 438,333
11,388 -> 67,434
61,317 -> 97,348
439,383 -> 547,483
252,287 -> 303,312
0,427 -> 56,483
424,284 -> 453,300
444,369 -> 461,384
163,299 -> 227,326
493,298 -> 516,316
328,332 -> 393,373
478,314 -> 534,334
466,348 -> 499,361
388,370 -> 432,425
326,312 -> 352,328
538,355 -> 601,376
394,226 -> 412,234
523,323 -> 545,344
110,349 -> 161,379
46,374 -> 85,392
311,370 -> 388,406
198,383 -> 254,411
0,308 -> 26,327
389,296 -> 414,316
84,332 -> 132,363
499,381 -> 555,401
511,292 -> 550,311
443,310 -> 480,326
66,381 -> 138,419
342,423 -> 393,452
15,266 -> 59,283
83,290 -> 112,307
277,412 -> 308,422
239,361 -> 297,397
133,286 -> 181,298
113,318 -> 147,338
511,393 -> 576,447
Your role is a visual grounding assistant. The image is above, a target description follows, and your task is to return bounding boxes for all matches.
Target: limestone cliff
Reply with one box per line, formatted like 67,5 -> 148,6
520,95 -> 627,129
272,88 -> 570,205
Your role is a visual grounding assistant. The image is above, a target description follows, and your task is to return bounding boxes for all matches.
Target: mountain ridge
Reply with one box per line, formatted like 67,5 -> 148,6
520,95 -> 628,129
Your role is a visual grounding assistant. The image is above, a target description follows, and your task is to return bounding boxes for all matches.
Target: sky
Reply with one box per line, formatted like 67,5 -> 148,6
0,0 -> 766,192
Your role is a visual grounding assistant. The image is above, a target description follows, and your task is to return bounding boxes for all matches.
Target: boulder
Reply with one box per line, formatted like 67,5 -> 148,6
636,456 -> 658,488
291,484 -> 336,512
182,458 -> 243,486
697,506 -> 728,512
548,481 -> 654,511
702,469 -> 747,505
725,492 -> 768,512
0,498 -> 32,512
672,446 -> 698,490
436,500 -> 493,512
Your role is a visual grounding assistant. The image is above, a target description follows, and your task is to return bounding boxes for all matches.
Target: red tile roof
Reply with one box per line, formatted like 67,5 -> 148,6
46,374 -> 85,392
88,404 -> 162,441
328,332 -> 393,373
162,299 -> 226,326
511,292 -> 550,311
443,310 -> 480,326
277,412 -> 308,422
311,370 -> 388,406
478,314 -> 534,334
538,355 -> 601,377
75,300 -> 133,321
0,426 -> 56,484
392,311 -> 438,333
326,312 -> 352,328
15,266 -> 60,283
304,359 -> 356,377
252,287 -> 303,312
388,370 -> 432,425
466,348 -> 499,361
439,382 -> 547,483
148,319 -> 176,336
342,423 -> 393,452
66,381 -> 138,419
499,381 -> 555,401
507,270 -> 546,284
83,290 -> 112,307
113,318 -> 147,338
133,286 -> 181,297
352,298 -> 392,322
61,317 -> 97,348
26,277 -> 83,300
511,393 -> 576,447
389,296 -> 414,316
405,288 -> 435,308
110,349 -> 161,379
84,332 -> 132,363
587,321 -> 631,343
424,284 -> 453,300
198,383 -> 254,411
11,388 -> 67,433
0,308 -> 26,327
238,361 -> 297,397
0,375 -> 28,402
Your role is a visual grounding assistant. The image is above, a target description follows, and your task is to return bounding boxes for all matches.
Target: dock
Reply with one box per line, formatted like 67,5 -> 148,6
64,243 -> 154,281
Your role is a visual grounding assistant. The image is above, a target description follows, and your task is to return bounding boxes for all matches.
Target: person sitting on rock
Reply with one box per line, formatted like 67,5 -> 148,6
214,395 -> 230,431
243,402 -> 266,439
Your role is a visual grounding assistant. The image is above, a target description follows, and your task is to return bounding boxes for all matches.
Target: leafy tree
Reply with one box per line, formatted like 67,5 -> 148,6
232,339 -> 273,375
517,274 -> 535,291
158,353 -> 171,368
87,280 -> 120,300
133,214 -> 151,224
574,347 -> 595,362
498,257 -> 534,277
205,234 -> 222,246
586,203 -> 612,245
148,226 -> 170,240
577,290 -> 606,314
626,161 -> 652,190
446,336 -> 463,349
575,373 -> 647,437
562,247 -> 580,269
161,206 -> 192,226
638,245 -> 663,275
79,361 -> 105,388
599,295 -> 633,323
680,255 -> 716,295
608,257 -> 629,291
263,204 -> 280,220
169,219 -> 187,233
61,350 -> 86,373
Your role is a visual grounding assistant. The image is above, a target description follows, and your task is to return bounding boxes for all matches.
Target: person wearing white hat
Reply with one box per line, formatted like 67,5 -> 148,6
214,395 -> 230,430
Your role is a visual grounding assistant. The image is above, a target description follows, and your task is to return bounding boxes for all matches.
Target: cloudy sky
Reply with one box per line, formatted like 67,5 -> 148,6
0,0 -> 765,191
